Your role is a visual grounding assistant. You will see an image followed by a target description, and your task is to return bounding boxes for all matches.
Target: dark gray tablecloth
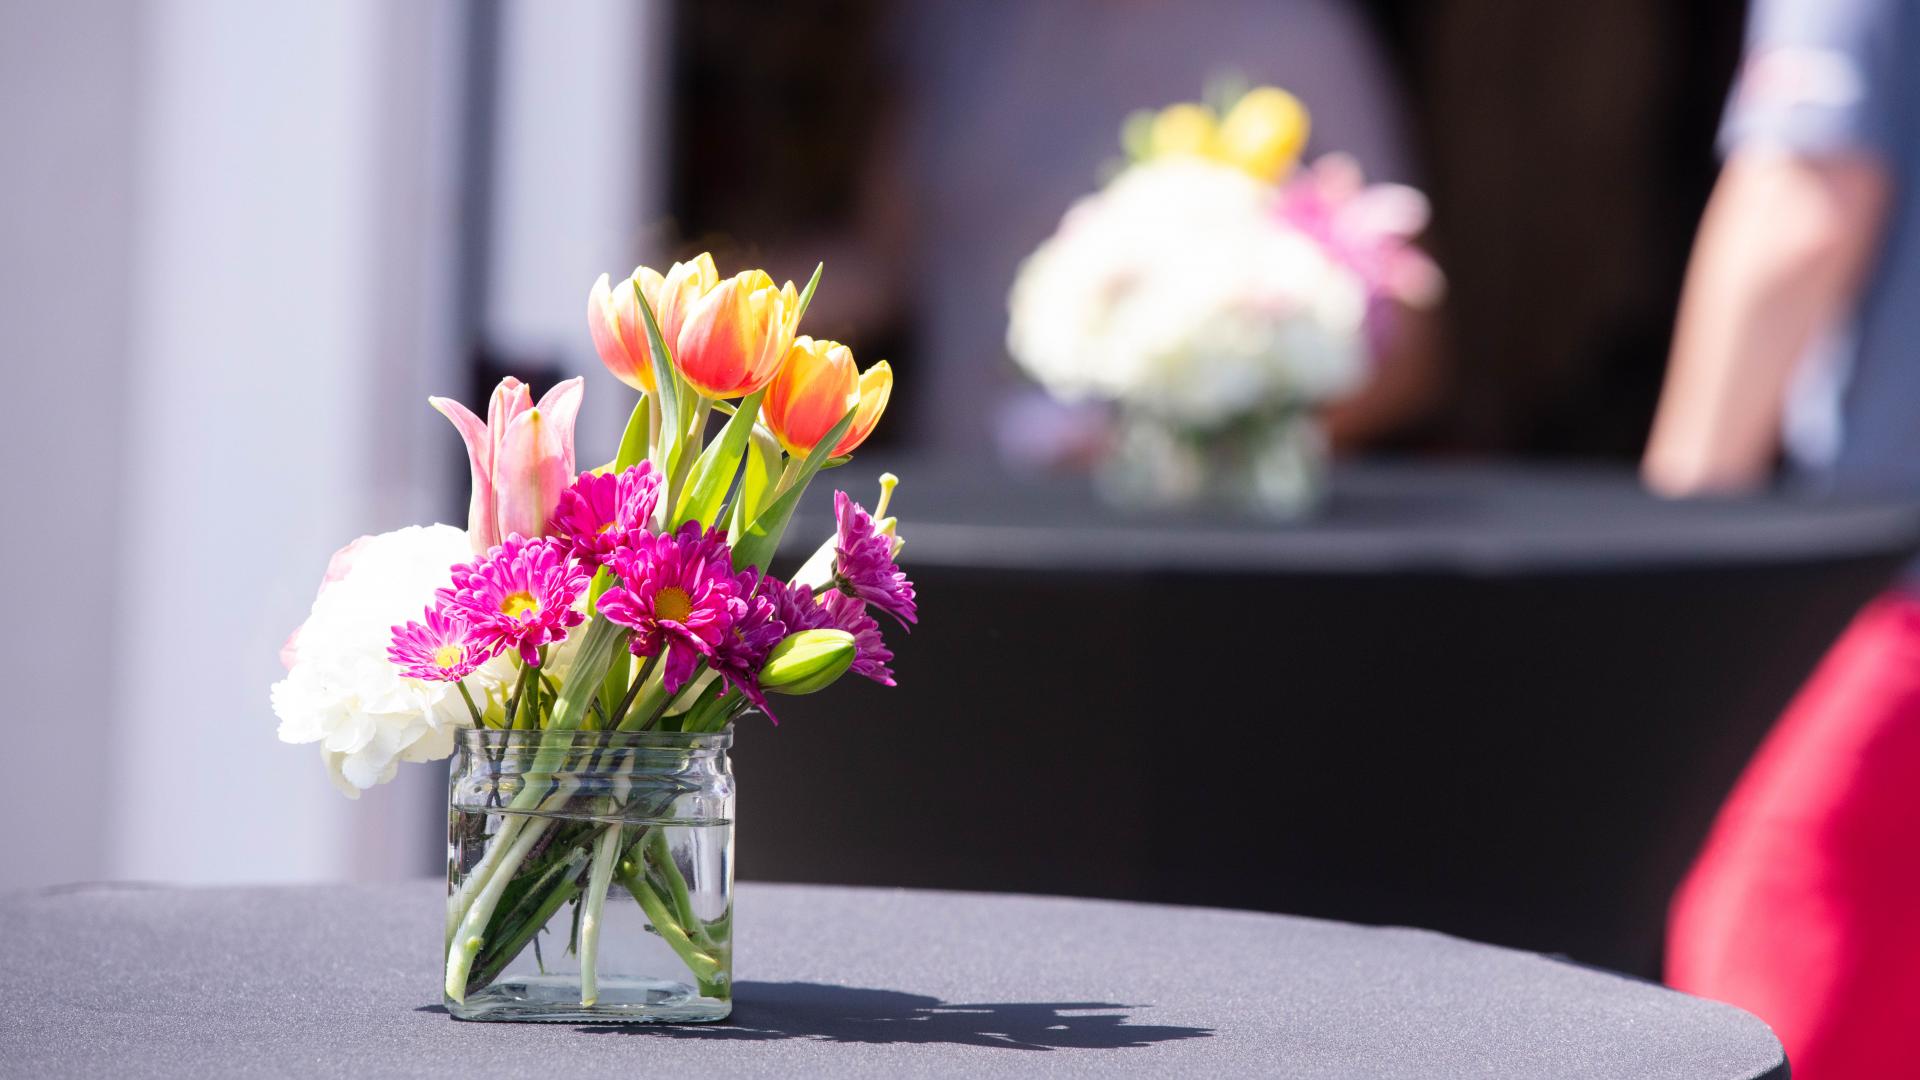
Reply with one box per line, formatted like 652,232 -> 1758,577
0,880 -> 1784,1079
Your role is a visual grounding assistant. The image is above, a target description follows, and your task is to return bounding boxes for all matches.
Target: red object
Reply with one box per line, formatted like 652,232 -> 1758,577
1669,591 -> 1920,1077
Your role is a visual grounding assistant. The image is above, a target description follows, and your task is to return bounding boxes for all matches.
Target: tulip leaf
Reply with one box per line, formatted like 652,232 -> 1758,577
792,262 -> 823,326
728,425 -> 783,545
631,277 -> 679,462
730,406 -> 856,573
614,393 -> 651,472
674,388 -> 765,530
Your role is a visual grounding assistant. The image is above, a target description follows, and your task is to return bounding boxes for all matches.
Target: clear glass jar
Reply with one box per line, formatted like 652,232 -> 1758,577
1098,408 -> 1327,520
443,727 -> 734,1023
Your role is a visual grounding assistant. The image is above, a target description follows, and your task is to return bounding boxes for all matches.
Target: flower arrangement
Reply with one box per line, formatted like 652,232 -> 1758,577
1006,85 -> 1441,515
272,256 -> 912,1020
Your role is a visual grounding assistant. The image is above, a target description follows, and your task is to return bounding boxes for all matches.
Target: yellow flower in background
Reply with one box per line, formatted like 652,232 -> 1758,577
1217,86 -> 1310,183
1148,102 -> 1220,160
1135,86 -> 1312,185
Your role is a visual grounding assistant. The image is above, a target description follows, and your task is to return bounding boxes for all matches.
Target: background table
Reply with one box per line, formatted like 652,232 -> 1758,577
758,459 -> 1920,978
0,880 -> 1785,1078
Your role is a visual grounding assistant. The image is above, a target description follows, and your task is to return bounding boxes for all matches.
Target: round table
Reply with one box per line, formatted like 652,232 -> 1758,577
2,880 -> 1784,1078
759,459 -> 1920,978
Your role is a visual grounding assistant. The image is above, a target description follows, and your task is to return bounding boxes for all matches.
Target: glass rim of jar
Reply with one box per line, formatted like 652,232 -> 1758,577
455,725 -> 734,752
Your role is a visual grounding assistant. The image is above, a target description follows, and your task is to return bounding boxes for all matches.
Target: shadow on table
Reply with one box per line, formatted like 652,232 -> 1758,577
575,981 -> 1214,1050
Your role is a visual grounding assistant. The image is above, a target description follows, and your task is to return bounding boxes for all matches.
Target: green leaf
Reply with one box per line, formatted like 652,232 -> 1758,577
792,262 -> 823,325
547,615 -> 625,733
631,277 -> 679,462
727,424 -> 783,545
729,406 -> 856,573
674,387 -> 765,530
613,393 -> 651,472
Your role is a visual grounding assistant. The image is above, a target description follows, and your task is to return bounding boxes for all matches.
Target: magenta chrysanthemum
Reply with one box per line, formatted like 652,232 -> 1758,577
440,535 -> 589,666
769,575 -> 895,688
833,490 -> 917,627
710,572 -> 788,719
548,462 -> 663,566
387,604 -> 494,681
820,589 -> 896,687
769,576 -> 833,634
599,521 -> 738,694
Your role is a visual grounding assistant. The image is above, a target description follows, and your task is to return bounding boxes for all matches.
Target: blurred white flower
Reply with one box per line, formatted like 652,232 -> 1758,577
1007,158 -> 1367,430
271,524 -> 513,797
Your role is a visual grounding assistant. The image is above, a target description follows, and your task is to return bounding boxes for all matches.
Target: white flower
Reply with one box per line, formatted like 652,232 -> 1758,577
271,524 -> 513,797
1007,158 -> 1367,430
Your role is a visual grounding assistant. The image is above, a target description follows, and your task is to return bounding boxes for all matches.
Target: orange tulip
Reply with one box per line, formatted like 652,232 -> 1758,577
673,269 -> 799,399
587,254 -> 721,395
764,337 -> 892,457
638,252 -> 719,357
839,360 -> 892,455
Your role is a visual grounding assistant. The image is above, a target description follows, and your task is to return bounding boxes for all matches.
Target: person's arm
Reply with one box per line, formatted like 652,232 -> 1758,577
1642,150 -> 1889,496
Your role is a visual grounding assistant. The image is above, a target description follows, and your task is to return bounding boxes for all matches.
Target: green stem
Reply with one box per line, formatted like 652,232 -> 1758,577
615,658 -> 677,732
446,814 -> 554,1002
646,827 -> 712,952
606,654 -> 659,730
509,662 -> 536,730
577,821 -> 626,1006
619,853 -> 721,982
456,681 -> 484,727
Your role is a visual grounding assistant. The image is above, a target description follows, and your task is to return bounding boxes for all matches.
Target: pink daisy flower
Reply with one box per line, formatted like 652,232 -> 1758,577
832,491 -> 917,628
599,521 -> 738,694
441,535 -> 589,666
548,462 -> 663,566
820,589 -> 896,687
387,604 -> 494,681
709,572 -> 788,719
770,576 -> 895,688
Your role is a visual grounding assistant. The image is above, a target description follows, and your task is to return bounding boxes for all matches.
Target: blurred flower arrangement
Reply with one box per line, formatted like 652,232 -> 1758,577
272,256 -> 911,1019
1007,85 -> 1442,516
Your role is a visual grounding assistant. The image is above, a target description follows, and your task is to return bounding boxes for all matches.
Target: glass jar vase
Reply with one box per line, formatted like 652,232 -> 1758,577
1097,408 -> 1327,520
443,727 -> 734,1023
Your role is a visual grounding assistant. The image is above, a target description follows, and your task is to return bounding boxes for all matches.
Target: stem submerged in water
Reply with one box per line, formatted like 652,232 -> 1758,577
578,822 -> 626,1006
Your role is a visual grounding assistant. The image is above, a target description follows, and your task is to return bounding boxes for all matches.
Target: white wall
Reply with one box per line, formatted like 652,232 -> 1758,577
106,0 -> 475,884
486,0 -> 671,466
0,0 -> 144,889
0,0 -> 670,889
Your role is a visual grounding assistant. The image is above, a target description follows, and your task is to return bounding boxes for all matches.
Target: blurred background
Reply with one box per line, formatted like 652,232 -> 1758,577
5,0 -> 1904,986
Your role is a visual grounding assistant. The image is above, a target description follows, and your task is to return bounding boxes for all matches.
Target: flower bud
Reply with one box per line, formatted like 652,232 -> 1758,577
759,628 -> 856,696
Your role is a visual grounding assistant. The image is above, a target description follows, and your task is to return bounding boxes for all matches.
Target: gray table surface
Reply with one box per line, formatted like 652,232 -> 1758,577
0,880 -> 1785,1079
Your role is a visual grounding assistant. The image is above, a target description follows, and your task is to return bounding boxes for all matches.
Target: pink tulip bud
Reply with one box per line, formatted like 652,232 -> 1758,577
431,377 -> 584,554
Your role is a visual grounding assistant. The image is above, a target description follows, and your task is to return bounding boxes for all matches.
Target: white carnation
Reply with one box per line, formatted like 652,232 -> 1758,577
1008,158 -> 1367,430
271,524 -> 513,797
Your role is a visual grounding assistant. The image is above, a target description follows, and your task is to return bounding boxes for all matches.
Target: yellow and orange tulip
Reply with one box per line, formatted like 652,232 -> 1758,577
763,336 -> 892,457
673,269 -> 800,400
587,253 -> 722,395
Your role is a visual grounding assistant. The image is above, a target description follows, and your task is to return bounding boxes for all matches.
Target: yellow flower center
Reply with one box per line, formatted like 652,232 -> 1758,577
654,586 -> 694,625
432,644 -> 466,670
500,590 -> 541,620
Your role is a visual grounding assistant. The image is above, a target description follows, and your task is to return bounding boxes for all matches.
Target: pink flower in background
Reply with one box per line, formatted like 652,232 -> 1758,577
599,522 -> 739,694
832,491 -> 916,628
549,462 -> 664,566
820,590 -> 896,687
441,535 -> 589,666
387,605 -> 494,681
709,572 -> 788,718
431,376 -> 584,555
1274,153 -> 1444,349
